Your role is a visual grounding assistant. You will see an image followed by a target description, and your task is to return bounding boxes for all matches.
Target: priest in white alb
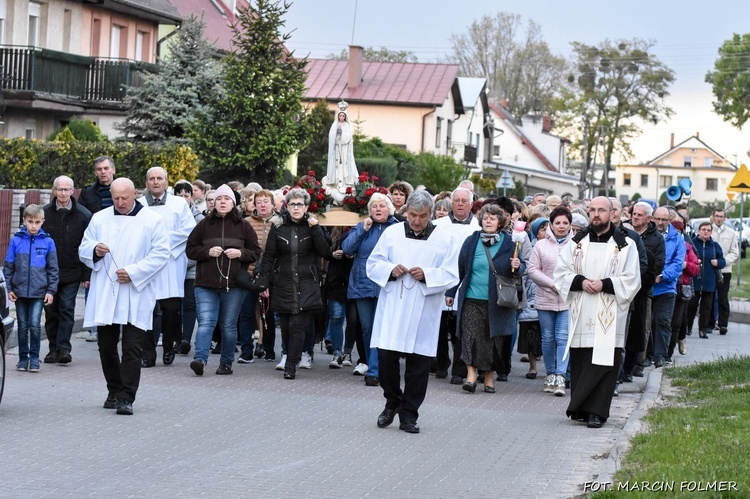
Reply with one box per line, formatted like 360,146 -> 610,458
366,190 -> 459,434
554,196 -> 641,429
138,166 -> 196,367
79,177 -> 169,415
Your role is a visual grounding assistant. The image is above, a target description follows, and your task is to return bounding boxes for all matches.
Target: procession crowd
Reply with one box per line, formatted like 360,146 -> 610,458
3,156 -> 738,431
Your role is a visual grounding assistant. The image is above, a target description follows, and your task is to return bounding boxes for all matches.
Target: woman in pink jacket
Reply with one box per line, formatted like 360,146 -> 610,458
528,206 -> 573,396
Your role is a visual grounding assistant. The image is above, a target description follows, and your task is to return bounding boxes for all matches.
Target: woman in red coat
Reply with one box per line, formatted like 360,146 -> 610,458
668,219 -> 699,358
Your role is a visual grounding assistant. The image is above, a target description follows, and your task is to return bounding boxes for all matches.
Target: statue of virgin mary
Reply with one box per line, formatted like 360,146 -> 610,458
324,101 -> 358,191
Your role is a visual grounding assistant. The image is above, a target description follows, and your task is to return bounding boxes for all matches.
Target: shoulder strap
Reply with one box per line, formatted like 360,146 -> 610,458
483,243 -> 498,275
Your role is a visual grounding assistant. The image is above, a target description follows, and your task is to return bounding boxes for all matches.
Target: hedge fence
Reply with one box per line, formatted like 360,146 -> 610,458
0,138 -> 200,189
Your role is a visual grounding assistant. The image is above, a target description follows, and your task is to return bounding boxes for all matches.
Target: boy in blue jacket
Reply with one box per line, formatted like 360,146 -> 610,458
3,204 -> 59,372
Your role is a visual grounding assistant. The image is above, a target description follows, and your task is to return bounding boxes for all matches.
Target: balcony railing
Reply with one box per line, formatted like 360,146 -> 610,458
0,45 -> 156,103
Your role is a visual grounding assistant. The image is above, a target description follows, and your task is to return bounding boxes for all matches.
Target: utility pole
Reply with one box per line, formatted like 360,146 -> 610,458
579,117 -> 589,199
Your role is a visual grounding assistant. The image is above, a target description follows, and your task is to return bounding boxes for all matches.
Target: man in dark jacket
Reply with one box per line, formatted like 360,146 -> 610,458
43,176 -> 92,364
77,155 -> 115,342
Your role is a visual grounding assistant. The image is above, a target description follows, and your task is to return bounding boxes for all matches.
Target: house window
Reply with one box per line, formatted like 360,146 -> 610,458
683,156 -> 692,167
704,157 -> 713,167
111,24 -> 128,58
493,145 -> 500,157
706,178 -> 718,191
136,31 -> 145,61
28,2 -> 41,46
446,120 -> 453,149
640,174 -> 649,187
91,18 -> 102,56
659,175 -> 672,188
435,118 -> 442,148
0,0 -> 7,45
62,9 -> 72,52
623,173 -> 631,186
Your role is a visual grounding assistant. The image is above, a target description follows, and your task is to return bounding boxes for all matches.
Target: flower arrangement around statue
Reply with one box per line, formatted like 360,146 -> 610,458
341,171 -> 388,215
294,171 -> 334,214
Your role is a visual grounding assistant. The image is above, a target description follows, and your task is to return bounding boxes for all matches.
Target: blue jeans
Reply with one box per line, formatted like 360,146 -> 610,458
538,309 -> 569,377
326,299 -> 345,355
44,281 -> 79,352
194,287 -> 247,366
356,298 -> 379,377
16,297 -> 44,361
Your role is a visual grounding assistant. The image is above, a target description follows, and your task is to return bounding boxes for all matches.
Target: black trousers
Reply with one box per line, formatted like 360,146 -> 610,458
379,348 -> 432,422
280,311 -> 312,370
343,300 -> 365,361
44,281 -> 79,353
715,272 -> 731,328
143,297 -> 182,363
688,291 -> 714,333
98,323 -> 145,403
668,297 -> 688,358
624,290 -> 650,374
432,310 -> 455,372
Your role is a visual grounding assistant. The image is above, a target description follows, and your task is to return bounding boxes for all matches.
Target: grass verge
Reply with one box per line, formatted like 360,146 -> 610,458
593,355 -> 750,498
728,256 -> 750,300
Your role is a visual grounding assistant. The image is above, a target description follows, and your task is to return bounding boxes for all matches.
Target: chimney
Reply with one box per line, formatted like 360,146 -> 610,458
696,131 -> 700,139
670,133 -> 674,149
348,45 -> 363,90
542,114 -> 551,133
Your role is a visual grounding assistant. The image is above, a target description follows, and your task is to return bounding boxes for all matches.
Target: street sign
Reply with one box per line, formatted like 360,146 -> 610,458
727,164 -> 750,193
727,191 -> 736,201
496,170 -> 515,189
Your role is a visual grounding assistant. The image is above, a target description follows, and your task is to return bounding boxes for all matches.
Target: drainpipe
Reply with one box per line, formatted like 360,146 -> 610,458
421,107 -> 436,152
156,24 -> 181,61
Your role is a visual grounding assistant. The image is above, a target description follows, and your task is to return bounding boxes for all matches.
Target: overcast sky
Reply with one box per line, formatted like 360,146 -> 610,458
283,0 -> 750,165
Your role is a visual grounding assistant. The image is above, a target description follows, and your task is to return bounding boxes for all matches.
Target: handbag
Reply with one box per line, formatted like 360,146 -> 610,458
235,264 -> 264,291
484,244 -> 520,309
679,283 -> 693,302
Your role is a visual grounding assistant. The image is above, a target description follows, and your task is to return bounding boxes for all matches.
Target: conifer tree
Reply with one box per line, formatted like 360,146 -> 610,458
189,0 -> 311,185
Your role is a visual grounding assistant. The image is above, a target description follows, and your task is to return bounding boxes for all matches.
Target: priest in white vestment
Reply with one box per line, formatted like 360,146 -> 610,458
554,196 -> 641,429
79,178 -> 169,415
138,167 -> 196,367
367,191 -> 459,434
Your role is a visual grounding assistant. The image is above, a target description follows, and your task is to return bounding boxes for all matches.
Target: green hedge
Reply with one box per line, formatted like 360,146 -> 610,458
0,138 -> 200,189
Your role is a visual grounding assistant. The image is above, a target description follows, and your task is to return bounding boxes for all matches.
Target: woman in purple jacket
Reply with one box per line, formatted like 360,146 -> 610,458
528,206 -> 573,397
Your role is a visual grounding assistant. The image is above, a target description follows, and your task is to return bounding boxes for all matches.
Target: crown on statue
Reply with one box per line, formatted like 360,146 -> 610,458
337,100 -> 349,113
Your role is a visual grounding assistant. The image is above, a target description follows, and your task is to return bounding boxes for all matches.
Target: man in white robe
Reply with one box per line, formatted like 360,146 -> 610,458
433,187 -> 479,383
367,191 -> 459,434
554,196 -> 641,428
138,167 -> 196,367
79,178 -> 169,415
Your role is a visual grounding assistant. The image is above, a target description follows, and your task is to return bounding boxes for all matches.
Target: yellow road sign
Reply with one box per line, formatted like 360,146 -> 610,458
727,191 -> 736,201
728,164 -> 750,193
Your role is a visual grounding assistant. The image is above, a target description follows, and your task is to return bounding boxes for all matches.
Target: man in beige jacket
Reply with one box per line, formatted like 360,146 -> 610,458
710,209 -> 739,335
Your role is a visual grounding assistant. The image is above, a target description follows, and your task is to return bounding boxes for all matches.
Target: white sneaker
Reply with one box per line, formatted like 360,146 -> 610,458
329,355 -> 342,369
341,353 -> 352,366
678,339 -> 687,355
299,352 -> 312,369
275,354 -> 287,371
543,374 -> 556,393
84,331 -> 98,342
353,363 -> 368,376
553,375 -> 566,397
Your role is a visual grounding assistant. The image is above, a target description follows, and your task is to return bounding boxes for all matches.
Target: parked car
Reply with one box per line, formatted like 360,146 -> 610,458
0,268 -> 15,405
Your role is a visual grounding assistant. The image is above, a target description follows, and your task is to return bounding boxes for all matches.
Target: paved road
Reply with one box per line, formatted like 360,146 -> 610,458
2,316 -> 749,498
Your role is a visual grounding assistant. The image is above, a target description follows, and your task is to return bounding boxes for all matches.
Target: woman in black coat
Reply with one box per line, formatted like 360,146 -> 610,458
257,188 -> 331,379
446,204 -> 525,394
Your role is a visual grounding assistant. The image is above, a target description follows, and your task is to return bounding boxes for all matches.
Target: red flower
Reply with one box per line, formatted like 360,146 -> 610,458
361,172 -> 368,177
346,187 -> 353,194
282,189 -> 288,195
308,170 -> 315,177
371,176 -> 379,183
365,188 -> 375,197
317,192 -> 325,201
310,202 -> 318,212
307,188 -> 315,196
315,181 -> 321,186
297,181 -> 303,187
379,187 -> 388,194
358,199 -> 366,206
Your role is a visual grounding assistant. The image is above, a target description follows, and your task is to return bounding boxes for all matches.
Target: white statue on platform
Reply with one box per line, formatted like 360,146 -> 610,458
323,101 -> 358,197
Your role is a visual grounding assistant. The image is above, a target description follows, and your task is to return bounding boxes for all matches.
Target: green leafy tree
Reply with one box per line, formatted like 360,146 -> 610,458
297,99 -> 333,178
450,12 -> 567,119
327,46 -> 417,62
117,15 -> 219,141
556,39 -> 675,197
706,33 -> 750,128
412,152 -> 468,193
190,0 -> 310,185
48,118 -> 108,142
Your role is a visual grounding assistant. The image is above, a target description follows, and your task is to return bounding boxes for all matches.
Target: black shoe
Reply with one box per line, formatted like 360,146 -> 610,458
377,408 -> 396,428
699,330 -> 708,339
587,414 -> 603,428
399,420 -> 420,434
237,352 -> 255,364
325,341 -> 333,354
211,343 -> 221,354
632,365 -> 645,377
641,358 -> 653,367
450,375 -> 463,385
622,373 -> 634,382
141,359 -> 156,368
103,395 -> 117,409
178,340 -> 191,355
496,373 -> 508,382
283,367 -> 296,379
254,343 -> 265,358
57,349 -> 72,364
163,351 -> 175,365
216,363 -> 233,375
484,385 -> 496,393
719,327 -> 728,335
654,359 -> 665,368
190,360 -> 205,376
264,352 -> 276,362
364,375 -> 379,386
116,401 -> 134,415
435,369 -> 448,379
462,381 -> 477,393
44,351 -> 57,364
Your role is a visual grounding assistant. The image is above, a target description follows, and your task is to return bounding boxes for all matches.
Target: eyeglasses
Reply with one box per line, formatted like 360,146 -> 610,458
54,187 -> 73,192
287,202 -> 306,208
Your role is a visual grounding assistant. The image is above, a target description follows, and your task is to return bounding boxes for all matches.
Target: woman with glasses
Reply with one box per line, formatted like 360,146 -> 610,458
256,188 -> 331,379
688,222 -> 725,339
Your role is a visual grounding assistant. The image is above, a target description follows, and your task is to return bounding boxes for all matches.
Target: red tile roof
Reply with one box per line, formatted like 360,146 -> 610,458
168,0 -> 249,52
304,59 -> 459,106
